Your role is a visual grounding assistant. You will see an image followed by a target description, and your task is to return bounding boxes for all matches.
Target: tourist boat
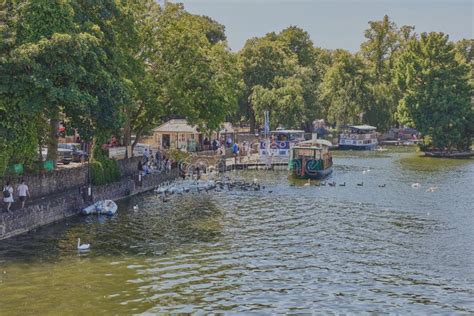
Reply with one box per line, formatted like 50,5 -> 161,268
289,139 -> 333,179
259,128 -> 305,160
82,200 -> 118,216
338,125 -> 378,150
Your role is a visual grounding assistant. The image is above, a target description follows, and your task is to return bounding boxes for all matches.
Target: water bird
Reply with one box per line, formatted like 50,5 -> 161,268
378,184 -> 386,188
328,181 -> 336,187
77,238 -> 90,251
357,181 -> 364,186
411,183 -> 421,189
426,186 -> 438,192
320,181 -> 326,186
304,179 -> 311,186
339,182 -> 346,187
268,190 -> 273,193
133,205 -> 139,211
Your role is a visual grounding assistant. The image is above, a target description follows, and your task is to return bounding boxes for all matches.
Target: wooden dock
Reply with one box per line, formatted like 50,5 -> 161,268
224,155 -> 288,170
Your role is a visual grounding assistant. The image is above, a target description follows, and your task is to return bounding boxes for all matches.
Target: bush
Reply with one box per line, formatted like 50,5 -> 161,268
91,156 -> 120,186
167,149 -> 191,163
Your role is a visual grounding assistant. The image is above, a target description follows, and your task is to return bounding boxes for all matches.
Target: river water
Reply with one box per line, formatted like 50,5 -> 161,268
0,148 -> 473,314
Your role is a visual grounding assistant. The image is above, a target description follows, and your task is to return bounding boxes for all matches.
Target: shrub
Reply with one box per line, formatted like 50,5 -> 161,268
91,155 -> 120,186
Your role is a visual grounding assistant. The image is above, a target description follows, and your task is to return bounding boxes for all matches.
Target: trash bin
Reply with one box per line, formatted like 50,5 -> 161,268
43,160 -> 54,171
11,163 -> 23,174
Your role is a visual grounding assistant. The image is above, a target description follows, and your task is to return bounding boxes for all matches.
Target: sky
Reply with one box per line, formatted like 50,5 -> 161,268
170,0 -> 473,52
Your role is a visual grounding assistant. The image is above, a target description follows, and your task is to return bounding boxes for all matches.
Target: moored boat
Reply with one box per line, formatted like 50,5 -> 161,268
289,139 -> 333,180
82,200 -> 118,216
339,125 -> 378,150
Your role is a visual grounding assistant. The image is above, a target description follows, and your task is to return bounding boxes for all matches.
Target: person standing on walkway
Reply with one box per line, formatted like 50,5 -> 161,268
3,181 -> 14,213
17,179 -> 30,209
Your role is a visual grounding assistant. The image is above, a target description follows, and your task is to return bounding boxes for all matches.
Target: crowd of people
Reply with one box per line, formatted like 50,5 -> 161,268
202,136 -> 254,160
137,147 -> 173,176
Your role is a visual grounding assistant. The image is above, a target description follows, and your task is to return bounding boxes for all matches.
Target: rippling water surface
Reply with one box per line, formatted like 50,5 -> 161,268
1,148 -> 473,314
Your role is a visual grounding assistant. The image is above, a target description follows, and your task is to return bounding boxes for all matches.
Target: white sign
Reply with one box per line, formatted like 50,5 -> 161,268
109,147 -> 127,159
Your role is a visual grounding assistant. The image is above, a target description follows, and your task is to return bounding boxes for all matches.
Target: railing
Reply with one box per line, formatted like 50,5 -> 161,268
340,133 -> 376,140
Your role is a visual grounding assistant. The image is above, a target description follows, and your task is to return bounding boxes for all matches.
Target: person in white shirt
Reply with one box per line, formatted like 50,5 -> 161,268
17,179 -> 30,209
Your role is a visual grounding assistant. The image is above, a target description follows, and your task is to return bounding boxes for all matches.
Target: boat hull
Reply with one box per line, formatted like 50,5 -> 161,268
290,166 -> 333,180
82,200 -> 118,216
338,143 -> 377,151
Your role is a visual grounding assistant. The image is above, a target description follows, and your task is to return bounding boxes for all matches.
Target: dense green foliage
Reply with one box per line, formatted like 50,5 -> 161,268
1,1 -> 472,177
395,32 -> 472,151
0,0 -> 239,175
90,148 -> 120,186
238,27 -> 323,130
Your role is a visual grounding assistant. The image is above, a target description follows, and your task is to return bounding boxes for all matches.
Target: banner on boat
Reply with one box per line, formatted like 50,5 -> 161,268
259,140 -> 290,157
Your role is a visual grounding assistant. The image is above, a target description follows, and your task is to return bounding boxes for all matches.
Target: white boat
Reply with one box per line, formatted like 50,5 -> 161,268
82,200 -> 118,216
339,125 -> 378,150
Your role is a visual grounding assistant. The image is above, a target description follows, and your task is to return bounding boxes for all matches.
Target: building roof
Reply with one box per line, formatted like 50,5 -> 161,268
219,122 -> 234,133
153,119 -> 235,134
153,119 -> 198,133
270,129 -> 305,133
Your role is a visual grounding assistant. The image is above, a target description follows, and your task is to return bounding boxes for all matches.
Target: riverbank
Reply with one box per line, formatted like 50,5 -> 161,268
0,165 -> 178,241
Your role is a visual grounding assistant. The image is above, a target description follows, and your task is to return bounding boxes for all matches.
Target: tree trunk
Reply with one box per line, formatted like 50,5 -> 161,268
123,119 -> 131,158
89,136 -> 97,161
46,116 -> 59,168
249,106 -> 256,134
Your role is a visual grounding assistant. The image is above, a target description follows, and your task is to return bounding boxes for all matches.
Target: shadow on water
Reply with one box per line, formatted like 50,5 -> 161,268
0,193 -> 224,264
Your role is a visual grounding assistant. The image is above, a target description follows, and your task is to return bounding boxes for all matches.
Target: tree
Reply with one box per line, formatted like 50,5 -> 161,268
359,15 -> 416,131
251,75 -> 305,129
319,50 -> 370,127
395,32 -> 472,151
239,37 -> 295,130
238,27 -> 324,131
147,3 -> 239,135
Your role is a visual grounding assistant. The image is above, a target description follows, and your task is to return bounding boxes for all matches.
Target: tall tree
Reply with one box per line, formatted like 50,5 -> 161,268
148,3 -> 239,135
395,32 -> 472,151
319,50 -> 370,127
360,15 -> 414,131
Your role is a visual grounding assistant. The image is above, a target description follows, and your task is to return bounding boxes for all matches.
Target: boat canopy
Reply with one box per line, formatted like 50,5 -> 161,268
348,125 -> 377,131
270,129 -> 305,141
297,139 -> 333,148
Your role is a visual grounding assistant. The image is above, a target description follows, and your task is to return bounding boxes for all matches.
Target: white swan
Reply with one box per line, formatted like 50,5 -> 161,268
133,205 -> 139,211
411,183 -> 421,189
77,238 -> 90,251
304,179 -> 311,186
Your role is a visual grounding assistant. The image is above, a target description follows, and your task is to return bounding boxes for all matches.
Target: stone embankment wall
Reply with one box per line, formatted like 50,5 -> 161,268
0,159 -> 178,240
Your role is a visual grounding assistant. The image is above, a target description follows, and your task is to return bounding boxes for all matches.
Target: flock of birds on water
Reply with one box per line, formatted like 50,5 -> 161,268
75,168 -> 438,251
153,176 -> 272,202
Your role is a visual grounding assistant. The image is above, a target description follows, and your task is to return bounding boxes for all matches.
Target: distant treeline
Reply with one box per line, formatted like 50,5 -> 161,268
0,1 -> 472,174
